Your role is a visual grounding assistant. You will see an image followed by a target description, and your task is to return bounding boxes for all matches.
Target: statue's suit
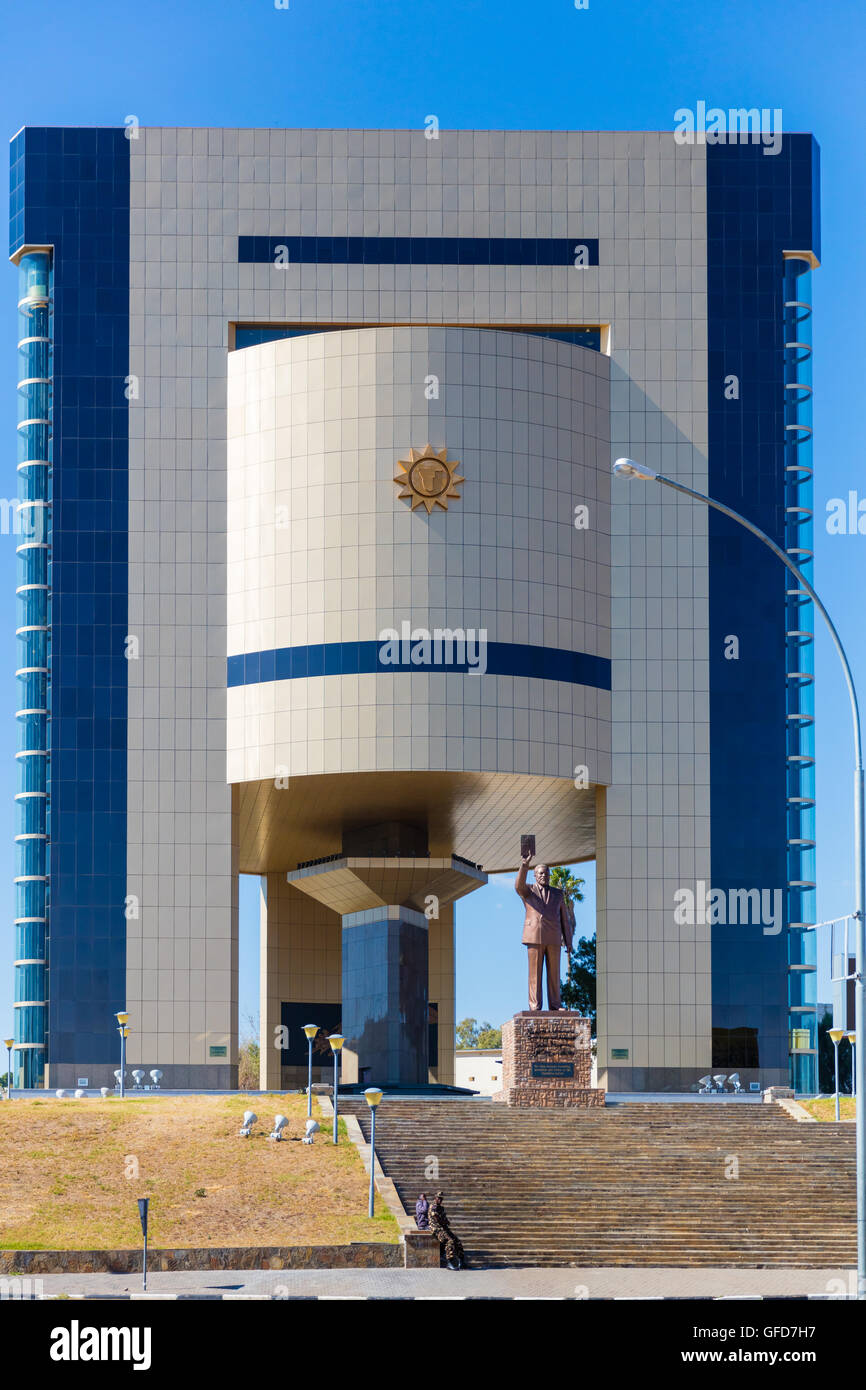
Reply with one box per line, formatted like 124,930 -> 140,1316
515,864 -> 574,1011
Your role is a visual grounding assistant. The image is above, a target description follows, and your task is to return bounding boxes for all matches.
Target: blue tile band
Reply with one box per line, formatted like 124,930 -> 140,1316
238,235 -> 599,267
227,641 -> 611,690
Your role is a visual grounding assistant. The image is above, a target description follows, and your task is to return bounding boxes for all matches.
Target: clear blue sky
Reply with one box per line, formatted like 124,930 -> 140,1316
1,0 -> 863,1036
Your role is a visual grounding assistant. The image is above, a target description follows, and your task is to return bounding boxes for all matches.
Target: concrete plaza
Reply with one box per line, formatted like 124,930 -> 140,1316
8,1266 -> 856,1301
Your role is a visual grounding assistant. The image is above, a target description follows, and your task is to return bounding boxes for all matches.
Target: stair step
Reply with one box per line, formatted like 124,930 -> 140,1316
341,1099 -> 856,1267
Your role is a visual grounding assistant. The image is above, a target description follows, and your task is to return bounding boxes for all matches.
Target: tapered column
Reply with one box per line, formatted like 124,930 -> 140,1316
341,906 -> 429,1086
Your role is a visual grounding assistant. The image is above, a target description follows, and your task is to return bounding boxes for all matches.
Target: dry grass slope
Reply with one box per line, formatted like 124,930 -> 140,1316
801,1097 -> 857,1122
0,1095 -> 399,1250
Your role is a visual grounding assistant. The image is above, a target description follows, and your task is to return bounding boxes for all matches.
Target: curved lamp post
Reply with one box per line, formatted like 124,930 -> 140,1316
613,457 -> 866,1299
302,1023 -> 318,1119
364,1087 -> 383,1217
328,1034 -> 345,1144
115,1012 -> 130,1099
830,1028 -> 845,1121
4,1037 -> 13,1100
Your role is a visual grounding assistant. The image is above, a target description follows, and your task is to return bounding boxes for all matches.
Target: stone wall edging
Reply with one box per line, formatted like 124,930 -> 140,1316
0,1243 -> 401,1276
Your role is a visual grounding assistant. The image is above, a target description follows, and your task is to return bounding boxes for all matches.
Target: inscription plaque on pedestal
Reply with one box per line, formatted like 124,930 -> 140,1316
493,1011 -> 605,1108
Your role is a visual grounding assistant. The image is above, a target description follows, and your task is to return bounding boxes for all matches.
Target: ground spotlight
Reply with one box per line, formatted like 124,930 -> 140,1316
268,1114 -> 288,1141
303,1118 -> 320,1144
239,1110 -> 257,1137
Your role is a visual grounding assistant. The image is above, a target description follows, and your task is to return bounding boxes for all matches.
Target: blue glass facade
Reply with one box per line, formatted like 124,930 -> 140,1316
706,137 -> 820,1086
9,128 -> 130,1083
14,251 -> 51,1086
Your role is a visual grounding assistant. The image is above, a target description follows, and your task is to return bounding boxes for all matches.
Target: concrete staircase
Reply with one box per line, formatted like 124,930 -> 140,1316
342,1099 -> 856,1267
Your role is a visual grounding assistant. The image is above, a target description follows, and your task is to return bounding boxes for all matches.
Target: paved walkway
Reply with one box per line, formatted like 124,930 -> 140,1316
6,1267 -> 856,1300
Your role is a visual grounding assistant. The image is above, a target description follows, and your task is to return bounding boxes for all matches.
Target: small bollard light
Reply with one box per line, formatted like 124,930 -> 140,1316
364,1087 -> 384,1218
328,1034 -> 345,1144
302,1023 -> 318,1119
138,1197 -> 149,1291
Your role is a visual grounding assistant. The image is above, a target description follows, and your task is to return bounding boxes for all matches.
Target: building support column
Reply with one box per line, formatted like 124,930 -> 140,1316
341,906 -> 429,1086
428,903 -> 455,1085
259,873 -> 341,1090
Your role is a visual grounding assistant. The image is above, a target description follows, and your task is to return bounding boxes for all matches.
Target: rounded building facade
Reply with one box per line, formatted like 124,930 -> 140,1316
226,325 -> 611,1085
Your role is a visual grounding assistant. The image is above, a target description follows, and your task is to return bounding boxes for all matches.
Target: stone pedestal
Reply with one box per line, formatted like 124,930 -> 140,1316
494,1012 -> 604,1108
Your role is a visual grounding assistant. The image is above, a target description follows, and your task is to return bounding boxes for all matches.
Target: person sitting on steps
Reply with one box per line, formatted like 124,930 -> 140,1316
429,1191 -> 465,1270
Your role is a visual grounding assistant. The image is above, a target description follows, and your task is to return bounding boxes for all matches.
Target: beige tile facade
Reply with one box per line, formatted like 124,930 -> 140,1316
124,128 -> 710,1089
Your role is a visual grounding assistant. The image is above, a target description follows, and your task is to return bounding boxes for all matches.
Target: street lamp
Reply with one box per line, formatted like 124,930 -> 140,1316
302,1023 -> 318,1119
614,457 -> 866,1299
830,1028 -> 846,1121
328,1034 -> 345,1144
115,1012 -> 130,1099
3,1038 -> 13,1100
849,1033 -> 858,1099
364,1087 -> 383,1217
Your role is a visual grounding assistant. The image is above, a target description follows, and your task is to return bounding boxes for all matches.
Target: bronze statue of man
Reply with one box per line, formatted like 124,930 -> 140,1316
515,851 -> 574,1011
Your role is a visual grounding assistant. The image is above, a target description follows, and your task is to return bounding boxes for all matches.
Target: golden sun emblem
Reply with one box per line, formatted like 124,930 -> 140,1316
394,445 -> 465,513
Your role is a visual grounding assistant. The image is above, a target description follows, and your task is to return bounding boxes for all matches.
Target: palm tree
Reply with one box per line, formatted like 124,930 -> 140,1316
549,867 -> 596,1023
549,866 -> 585,914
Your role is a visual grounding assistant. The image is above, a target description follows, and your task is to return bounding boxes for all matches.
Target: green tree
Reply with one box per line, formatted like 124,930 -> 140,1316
238,1011 -> 261,1090
561,936 -> 597,1026
456,1018 -> 501,1049
549,866 -> 585,911
549,866 -> 595,1026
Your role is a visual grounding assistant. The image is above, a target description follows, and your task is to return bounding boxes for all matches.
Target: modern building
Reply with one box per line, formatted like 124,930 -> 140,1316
9,125 -> 819,1092
454,1049 -> 503,1096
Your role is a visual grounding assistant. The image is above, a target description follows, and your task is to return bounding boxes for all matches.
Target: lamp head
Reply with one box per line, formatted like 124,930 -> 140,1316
3,1038 -> 13,1050
115,1011 -> 129,1027
364,1087 -> 383,1109
302,1024 -> 319,1041
847,1032 -> 857,1045
829,1029 -> 845,1044
328,1033 -> 345,1053
613,457 -> 659,482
